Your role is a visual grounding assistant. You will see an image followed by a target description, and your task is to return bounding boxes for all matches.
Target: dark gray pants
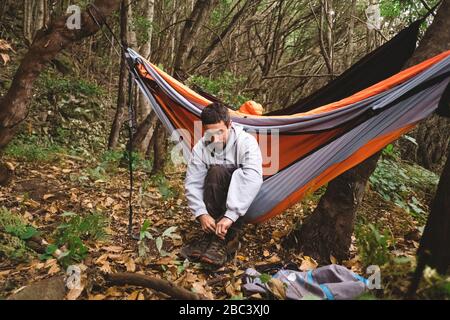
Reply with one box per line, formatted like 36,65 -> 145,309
203,164 -> 244,242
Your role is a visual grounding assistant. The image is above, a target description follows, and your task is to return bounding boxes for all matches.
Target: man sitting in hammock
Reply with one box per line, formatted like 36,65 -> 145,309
181,102 -> 263,267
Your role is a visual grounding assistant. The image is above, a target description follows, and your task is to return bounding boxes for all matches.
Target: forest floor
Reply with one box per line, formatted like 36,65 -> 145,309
0,147 -> 434,300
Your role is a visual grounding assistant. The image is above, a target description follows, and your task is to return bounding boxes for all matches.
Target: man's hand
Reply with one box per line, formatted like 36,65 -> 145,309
198,214 -> 216,233
216,217 -> 233,240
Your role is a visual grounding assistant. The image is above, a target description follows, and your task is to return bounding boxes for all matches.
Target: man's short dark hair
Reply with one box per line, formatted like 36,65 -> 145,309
201,102 -> 230,126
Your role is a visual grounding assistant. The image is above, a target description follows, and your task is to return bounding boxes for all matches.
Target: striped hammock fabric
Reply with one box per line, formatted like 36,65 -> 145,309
125,47 -> 450,224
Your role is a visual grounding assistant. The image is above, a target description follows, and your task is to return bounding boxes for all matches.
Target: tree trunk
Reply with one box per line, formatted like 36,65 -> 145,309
365,0 -> 380,53
135,0 -> 155,153
344,0 -> 356,69
23,0 -> 34,45
34,0 -> 47,32
283,152 -> 382,263
132,111 -> 157,154
23,0 -> 48,46
318,0 -> 334,79
108,0 -> 132,150
0,162 -> 12,185
169,0 -> 178,69
0,0 -> 121,152
409,144 -> 450,295
408,2 -> 450,289
400,0 -> 450,173
151,122 -> 169,174
283,0 -> 450,264
0,1 -> 8,22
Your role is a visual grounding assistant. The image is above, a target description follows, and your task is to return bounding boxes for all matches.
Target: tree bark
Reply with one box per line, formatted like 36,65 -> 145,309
0,0 -> 8,22
344,0 -> 356,69
400,0 -> 450,173
151,122 -> 169,174
284,0 -> 450,264
0,0 -> 121,152
23,0 -> 34,45
132,110 -> 157,154
0,162 -> 13,185
106,272 -> 204,299
408,141 -> 450,297
317,0 -> 334,79
108,0 -> 131,150
135,0 -> 155,153
23,0 -> 49,46
283,152 -> 382,263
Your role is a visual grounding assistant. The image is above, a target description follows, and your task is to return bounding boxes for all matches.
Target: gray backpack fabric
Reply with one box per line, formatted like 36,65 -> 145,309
242,264 -> 368,300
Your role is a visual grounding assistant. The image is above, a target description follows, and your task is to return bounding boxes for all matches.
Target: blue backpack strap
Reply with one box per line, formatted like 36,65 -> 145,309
319,284 -> 335,300
307,270 -> 335,300
307,270 -> 314,284
352,272 -> 369,286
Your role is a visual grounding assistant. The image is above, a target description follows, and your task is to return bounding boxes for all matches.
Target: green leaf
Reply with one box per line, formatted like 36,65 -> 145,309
46,244 -> 58,255
20,226 -> 38,240
141,220 -> 151,232
39,253 -> 52,261
259,273 -> 271,284
177,265 -> 185,274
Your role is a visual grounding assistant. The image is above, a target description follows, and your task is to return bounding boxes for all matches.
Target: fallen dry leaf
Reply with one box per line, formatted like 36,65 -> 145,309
225,281 -> 238,297
46,259 -> 61,275
66,286 -> 84,300
154,256 -> 175,265
5,162 -> 15,171
105,287 -> 122,297
266,255 -> 281,263
43,194 -> 55,200
125,257 -> 136,272
99,261 -> 112,274
95,253 -> 109,265
102,246 -> 123,253
330,255 -> 337,264
88,294 -> 106,300
299,256 -> 318,271
267,278 -> 286,300
127,290 -> 142,300
104,197 -> 115,207
70,192 -> 78,202
1,53 -> 10,65
48,204 -> 58,214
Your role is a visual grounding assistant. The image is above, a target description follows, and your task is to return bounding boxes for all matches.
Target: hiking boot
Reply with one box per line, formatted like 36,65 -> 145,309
179,234 -> 212,261
200,237 -> 228,267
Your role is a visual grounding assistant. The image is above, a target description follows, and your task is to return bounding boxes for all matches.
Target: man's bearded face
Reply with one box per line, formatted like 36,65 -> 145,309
203,121 -> 230,153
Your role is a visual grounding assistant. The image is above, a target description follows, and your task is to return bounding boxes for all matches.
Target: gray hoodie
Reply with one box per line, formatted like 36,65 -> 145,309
184,123 -> 263,222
